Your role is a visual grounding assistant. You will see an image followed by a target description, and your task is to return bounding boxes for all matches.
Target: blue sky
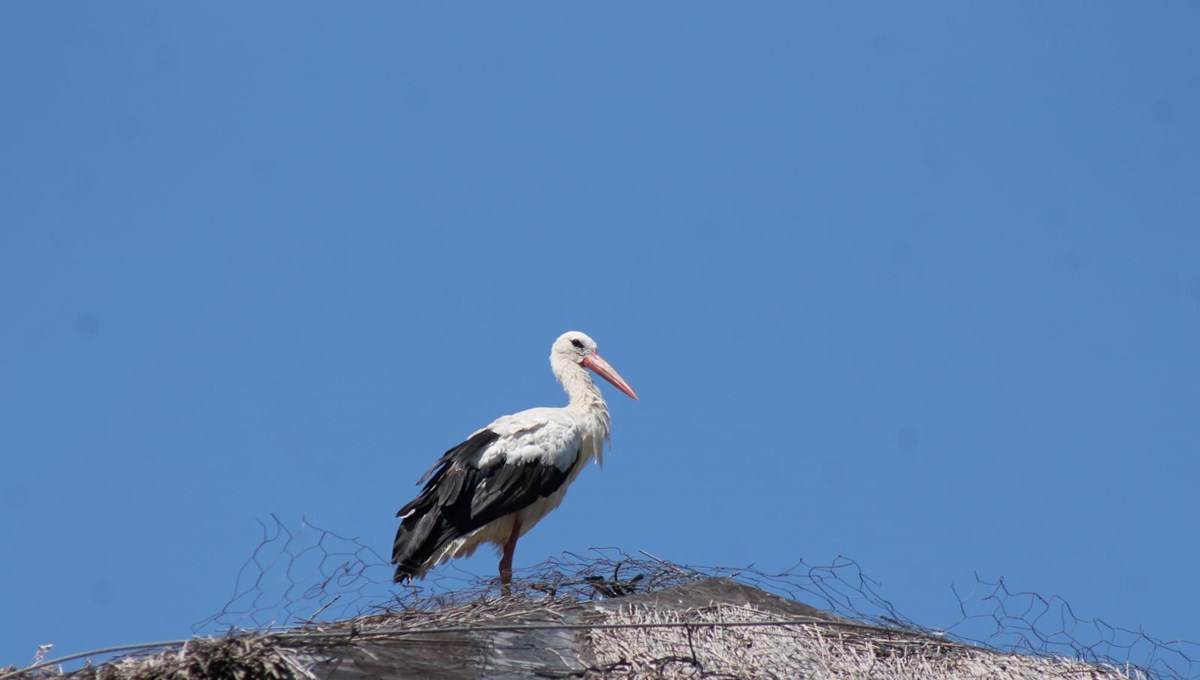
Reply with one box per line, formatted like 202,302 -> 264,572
2,1 -> 1199,671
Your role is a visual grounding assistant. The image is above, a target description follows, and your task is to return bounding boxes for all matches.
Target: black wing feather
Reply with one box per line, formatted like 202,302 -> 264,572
392,428 -> 574,582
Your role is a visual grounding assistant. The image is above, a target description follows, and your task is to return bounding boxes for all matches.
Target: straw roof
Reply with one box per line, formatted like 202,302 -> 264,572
4,570 -> 1139,680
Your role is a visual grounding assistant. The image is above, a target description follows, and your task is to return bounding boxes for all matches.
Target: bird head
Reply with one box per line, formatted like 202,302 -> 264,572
552,331 -> 639,401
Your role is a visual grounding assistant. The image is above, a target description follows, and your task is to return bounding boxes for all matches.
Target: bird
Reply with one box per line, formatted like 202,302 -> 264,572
392,331 -> 639,588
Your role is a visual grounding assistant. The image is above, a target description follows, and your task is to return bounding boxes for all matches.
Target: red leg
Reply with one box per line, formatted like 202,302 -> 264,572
499,516 -> 522,593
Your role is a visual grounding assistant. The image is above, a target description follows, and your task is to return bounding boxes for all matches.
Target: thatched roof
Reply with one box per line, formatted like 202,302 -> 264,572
5,566 -> 1140,680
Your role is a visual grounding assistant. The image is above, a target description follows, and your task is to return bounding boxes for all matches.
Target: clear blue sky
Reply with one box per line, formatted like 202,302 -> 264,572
2,2 -> 1198,671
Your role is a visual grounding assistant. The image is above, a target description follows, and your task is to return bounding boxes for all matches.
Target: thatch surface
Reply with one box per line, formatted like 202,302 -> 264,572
582,595 -> 1133,679
6,575 -> 1140,680
60,638 -> 309,680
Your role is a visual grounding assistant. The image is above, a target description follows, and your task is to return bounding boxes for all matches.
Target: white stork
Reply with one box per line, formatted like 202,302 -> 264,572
392,331 -> 639,586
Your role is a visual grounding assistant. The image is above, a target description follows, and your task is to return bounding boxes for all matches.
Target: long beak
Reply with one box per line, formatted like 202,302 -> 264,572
582,353 -> 639,401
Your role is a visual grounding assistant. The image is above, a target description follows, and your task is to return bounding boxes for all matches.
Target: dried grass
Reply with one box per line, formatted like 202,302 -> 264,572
583,601 -> 1141,679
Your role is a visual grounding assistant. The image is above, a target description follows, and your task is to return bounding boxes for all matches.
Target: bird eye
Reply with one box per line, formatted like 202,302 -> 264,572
570,338 -> 585,349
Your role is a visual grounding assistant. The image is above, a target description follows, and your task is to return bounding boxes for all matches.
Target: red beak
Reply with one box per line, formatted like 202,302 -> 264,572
582,353 -> 639,401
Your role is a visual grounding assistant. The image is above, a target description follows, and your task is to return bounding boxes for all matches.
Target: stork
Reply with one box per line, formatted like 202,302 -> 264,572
392,331 -> 639,587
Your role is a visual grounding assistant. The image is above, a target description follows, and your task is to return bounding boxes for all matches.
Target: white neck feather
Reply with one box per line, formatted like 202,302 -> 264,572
552,356 -> 613,445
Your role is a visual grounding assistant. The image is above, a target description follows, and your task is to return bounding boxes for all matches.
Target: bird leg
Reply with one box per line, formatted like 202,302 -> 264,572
499,516 -> 522,595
